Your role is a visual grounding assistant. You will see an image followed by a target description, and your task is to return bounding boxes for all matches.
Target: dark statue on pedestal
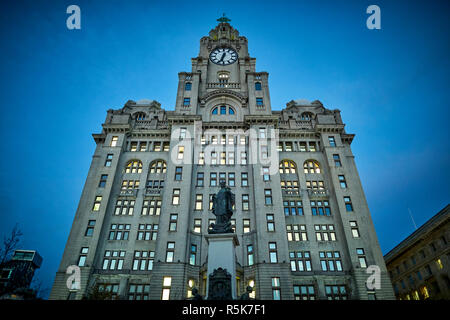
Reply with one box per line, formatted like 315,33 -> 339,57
208,268 -> 232,300
209,181 -> 235,234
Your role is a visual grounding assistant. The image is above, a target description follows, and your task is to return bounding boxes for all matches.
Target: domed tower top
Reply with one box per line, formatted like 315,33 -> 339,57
209,14 -> 240,40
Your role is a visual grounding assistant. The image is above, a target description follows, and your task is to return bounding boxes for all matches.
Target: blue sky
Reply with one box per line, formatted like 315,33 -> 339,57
0,0 -> 448,298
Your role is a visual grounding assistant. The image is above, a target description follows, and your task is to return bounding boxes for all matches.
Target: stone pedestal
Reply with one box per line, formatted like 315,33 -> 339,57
205,233 -> 239,299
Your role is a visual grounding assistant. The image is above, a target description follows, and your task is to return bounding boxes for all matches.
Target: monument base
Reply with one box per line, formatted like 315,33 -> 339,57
205,233 -> 239,299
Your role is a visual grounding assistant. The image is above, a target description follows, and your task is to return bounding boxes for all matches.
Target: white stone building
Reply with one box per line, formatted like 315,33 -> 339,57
50,19 -> 395,300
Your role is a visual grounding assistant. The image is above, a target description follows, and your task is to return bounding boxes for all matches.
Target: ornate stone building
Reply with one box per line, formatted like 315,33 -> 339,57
385,204 -> 449,300
50,19 -> 394,300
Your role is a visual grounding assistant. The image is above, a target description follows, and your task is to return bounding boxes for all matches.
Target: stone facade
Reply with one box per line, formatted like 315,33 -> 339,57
384,205 -> 450,300
49,20 -> 394,300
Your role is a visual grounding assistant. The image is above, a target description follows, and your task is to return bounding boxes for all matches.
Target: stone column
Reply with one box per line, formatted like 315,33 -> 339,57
205,233 -> 239,299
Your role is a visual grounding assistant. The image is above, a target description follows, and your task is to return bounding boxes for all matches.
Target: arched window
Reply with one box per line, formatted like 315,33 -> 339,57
125,160 -> 143,173
301,112 -> 313,121
255,82 -> 262,91
185,82 -> 192,91
150,160 -> 167,174
135,112 -> 146,121
279,160 -> 297,174
303,160 -> 321,174
211,105 -> 235,115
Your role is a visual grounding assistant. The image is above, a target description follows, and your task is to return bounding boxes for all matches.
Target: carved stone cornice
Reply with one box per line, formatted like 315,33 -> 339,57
244,115 -> 279,127
167,114 -> 202,125
102,123 -> 131,133
199,89 -> 248,108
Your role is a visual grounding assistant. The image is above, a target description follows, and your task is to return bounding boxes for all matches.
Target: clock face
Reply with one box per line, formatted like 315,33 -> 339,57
209,47 -> 238,65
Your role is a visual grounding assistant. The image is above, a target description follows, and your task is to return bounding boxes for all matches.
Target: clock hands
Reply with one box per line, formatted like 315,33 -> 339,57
219,52 -> 226,63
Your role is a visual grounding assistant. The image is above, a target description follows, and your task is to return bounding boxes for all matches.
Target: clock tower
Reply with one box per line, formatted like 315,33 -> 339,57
175,16 -> 272,117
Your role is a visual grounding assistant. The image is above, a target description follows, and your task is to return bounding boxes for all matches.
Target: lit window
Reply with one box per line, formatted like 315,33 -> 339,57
177,146 -> 184,160
150,160 -> 166,173
350,221 -> 360,238
125,160 -> 143,173
193,219 -> 202,233
162,277 -> 172,300
78,247 -> 89,267
110,136 -> 118,147
436,259 -> 443,269
172,189 -> 180,205
279,160 -> 297,174
243,219 -> 250,233
303,160 -> 321,174
195,194 -> 203,210
92,196 -> 102,211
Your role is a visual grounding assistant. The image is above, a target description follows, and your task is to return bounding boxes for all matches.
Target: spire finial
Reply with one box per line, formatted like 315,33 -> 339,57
217,13 -> 231,23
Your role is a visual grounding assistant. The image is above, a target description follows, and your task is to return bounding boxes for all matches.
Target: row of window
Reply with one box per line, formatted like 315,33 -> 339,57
83,280 -> 352,300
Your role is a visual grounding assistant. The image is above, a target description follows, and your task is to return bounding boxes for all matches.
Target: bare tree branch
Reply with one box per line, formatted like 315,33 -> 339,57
0,223 -> 23,264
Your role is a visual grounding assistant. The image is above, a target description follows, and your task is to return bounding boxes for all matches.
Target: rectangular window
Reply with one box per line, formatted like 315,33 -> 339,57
196,172 -> 204,187
272,277 -> 281,300
344,197 -> 353,211
220,152 -> 226,165
256,98 -> 264,106
285,142 -> 293,152
328,136 -> 336,147
350,221 -> 360,238
227,151 -> 235,165
290,251 -> 312,272
286,225 -> 308,242
293,285 -> 316,300
153,142 -> 161,152
163,142 -> 170,152
128,284 -> 150,300
193,219 -> 202,233
136,224 -> 158,241
219,172 -> 226,184
102,250 -> 125,270
78,247 -> 89,267
169,214 -> 178,231
209,194 -> 214,210
310,200 -> 331,216
259,128 -> 266,139
283,200 -> 303,216
241,173 -> 248,186
264,189 -> 272,205
198,152 -> 205,165
261,145 -> 268,159
166,242 -> 175,263
132,251 -> 155,271
92,196 -> 102,212
356,248 -> 367,268
262,167 -> 270,181
338,175 -> 347,188
139,142 -> 147,152
308,142 -> 316,152
172,189 -> 180,205
240,152 -> 247,165
332,156 -> 342,170
141,198 -> 161,216
109,224 -> 131,240
319,251 -> 343,272
162,277 -> 172,300
247,245 -> 254,266
314,225 -> 337,242
179,128 -> 186,140
130,141 -> 138,152
243,219 -> 250,233
174,167 -> 182,181
177,146 -> 184,160
189,245 -> 197,266
195,194 -> 203,211
299,142 -> 307,152
269,242 -> 278,263
242,194 -> 249,211
105,154 -> 113,167
228,173 -> 235,186
325,285 -> 347,300
211,151 -> 217,165
266,214 -> 275,232
210,173 -> 217,186
110,136 -> 118,147
85,220 -> 96,237
114,199 -> 135,215
183,98 -> 190,106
